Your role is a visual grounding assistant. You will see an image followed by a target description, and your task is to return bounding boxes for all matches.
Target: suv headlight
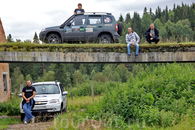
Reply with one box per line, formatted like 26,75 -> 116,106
41,28 -> 46,32
50,99 -> 59,103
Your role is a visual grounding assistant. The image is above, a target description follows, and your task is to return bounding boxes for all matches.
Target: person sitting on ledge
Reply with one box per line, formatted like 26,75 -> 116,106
126,27 -> 140,57
145,23 -> 159,44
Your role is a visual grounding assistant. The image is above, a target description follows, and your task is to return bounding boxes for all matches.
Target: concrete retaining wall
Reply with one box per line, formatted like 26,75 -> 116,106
0,51 -> 195,63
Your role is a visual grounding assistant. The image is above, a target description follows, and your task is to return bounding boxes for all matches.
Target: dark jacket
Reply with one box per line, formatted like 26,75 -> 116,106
22,99 -> 35,110
145,28 -> 159,39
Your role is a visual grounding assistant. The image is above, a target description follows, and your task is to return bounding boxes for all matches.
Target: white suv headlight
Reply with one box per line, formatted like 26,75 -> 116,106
41,28 -> 46,32
50,99 -> 59,103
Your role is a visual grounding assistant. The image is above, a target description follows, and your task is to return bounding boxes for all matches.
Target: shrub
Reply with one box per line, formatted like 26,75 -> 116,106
0,94 -> 21,116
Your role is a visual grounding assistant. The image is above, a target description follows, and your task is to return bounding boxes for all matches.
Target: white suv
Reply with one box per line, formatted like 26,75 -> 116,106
19,81 -> 68,121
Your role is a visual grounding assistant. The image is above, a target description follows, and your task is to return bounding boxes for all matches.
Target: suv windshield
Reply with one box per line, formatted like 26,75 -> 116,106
33,84 -> 60,95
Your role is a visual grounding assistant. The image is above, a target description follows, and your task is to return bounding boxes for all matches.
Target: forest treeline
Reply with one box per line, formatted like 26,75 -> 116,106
119,2 -> 195,43
9,63 -> 134,92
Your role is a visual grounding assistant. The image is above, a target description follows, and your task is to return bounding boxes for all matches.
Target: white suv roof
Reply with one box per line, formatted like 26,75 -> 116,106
32,81 -> 60,86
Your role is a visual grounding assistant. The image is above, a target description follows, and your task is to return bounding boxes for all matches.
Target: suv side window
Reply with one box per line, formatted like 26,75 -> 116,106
103,16 -> 112,24
69,15 -> 86,26
88,15 -> 102,25
59,84 -> 64,94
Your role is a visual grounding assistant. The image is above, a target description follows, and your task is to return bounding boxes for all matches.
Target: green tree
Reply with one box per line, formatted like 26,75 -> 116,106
33,32 -> 40,44
168,10 -> 174,22
50,63 -> 71,88
141,13 -> 152,34
149,8 -> 155,21
11,67 -> 24,92
154,18 -> 167,42
16,39 -> 22,43
24,39 -> 31,43
24,74 -> 33,83
115,64 -> 130,83
90,69 -> 96,80
7,34 -> 13,43
131,12 -> 142,37
73,70 -> 85,86
165,6 -> 169,23
143,7 -> 148,15
118,14 -> 124,22
125,13 -> 131,24
38,70 -> 55,82
93,72 -> 106,82
79,64 -> 87,75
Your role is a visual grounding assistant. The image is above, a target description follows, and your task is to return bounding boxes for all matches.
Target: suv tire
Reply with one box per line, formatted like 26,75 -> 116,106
118,22 -> 123,36
47,33 -> 61,44
21,113 -> 25,122
98,34 -> 112,44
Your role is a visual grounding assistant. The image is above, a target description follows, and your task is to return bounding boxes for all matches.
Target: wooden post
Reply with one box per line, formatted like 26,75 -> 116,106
20,81 -> 23,92
71,92 -> 73,101
91,83 -> 94,101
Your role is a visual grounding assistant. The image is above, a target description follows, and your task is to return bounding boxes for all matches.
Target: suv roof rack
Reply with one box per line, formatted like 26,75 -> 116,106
84,12 -> 112,15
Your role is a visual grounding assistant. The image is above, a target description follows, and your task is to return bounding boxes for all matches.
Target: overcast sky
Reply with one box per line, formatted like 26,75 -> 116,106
0,0 -> 194,41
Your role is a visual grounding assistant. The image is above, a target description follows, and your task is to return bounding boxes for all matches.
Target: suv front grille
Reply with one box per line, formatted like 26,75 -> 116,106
35,101 -> 48,105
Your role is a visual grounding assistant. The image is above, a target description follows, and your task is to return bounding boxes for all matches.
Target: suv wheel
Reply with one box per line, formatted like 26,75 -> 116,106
47,33 -> 61,44
60,104 -> 63,114
98,34 -> 112,44
21,113 -> 25,122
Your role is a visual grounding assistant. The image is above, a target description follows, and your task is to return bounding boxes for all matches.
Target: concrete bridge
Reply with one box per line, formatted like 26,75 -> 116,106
0,43 -> 195,63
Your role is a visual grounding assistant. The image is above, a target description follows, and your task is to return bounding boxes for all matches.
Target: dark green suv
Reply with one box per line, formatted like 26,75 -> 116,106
39,12 -> 123,44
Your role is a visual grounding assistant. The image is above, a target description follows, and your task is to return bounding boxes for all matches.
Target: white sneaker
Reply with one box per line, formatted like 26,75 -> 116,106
24,120 -> 28,124
31,117 -> 35,123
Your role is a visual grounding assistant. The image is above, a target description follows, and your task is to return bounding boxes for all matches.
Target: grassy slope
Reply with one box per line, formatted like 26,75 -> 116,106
0,42 -> 195,52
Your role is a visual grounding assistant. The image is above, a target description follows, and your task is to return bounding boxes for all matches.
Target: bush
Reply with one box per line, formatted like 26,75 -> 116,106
68,81 -> 121,97
0,94 -> 21,116
87,63 -> 195,127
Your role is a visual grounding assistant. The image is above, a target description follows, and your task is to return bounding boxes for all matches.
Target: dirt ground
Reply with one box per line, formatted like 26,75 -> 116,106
1,116 -> 54,130
6,122 -> 53,130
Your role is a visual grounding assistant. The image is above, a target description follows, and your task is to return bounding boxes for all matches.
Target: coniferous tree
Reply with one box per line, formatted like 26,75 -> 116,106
165,6 -> 169,23
33,32 -> 40,44
125,13 -> 131,24
118,14 -> 124,22
143,7 -> 148,15
7,34 -> 13,43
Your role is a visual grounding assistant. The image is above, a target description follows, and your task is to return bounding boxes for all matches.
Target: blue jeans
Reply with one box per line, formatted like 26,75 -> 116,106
127,43 -> 139,55
23,99 -> 34,122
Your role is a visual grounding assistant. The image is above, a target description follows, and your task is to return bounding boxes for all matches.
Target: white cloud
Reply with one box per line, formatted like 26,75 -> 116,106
0,0 -> 194,41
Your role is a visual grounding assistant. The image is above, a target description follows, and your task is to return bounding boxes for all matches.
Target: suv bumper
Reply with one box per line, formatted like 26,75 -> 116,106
39,32 -> 46,42
20,104 -> 61,114
113,33 -> 120,43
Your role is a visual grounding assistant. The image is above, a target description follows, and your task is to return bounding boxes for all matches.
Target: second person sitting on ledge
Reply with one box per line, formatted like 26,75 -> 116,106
126,27 -> 140,57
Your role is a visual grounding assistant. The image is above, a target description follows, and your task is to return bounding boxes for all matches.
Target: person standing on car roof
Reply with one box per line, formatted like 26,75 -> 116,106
126,27 -> 140,57
145,23 -> 159,44
22,80 -> 36,124
74,3 -> 85,14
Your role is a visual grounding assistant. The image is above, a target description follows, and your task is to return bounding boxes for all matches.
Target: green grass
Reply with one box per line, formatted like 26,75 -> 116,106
0,42 -> 195,53
0,117 -> 21,130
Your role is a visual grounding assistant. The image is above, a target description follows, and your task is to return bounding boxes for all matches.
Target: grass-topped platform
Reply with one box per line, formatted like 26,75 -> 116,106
0,42 -> 195,53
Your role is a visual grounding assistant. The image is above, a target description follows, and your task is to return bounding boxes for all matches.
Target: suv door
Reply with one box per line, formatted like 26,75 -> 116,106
60,84 -> 66,109
85,15 -> 103,42
64,15 -> 86,42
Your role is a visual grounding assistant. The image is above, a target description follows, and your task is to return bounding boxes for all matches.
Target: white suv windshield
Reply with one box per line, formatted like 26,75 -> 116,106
33,84 -> 60,95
